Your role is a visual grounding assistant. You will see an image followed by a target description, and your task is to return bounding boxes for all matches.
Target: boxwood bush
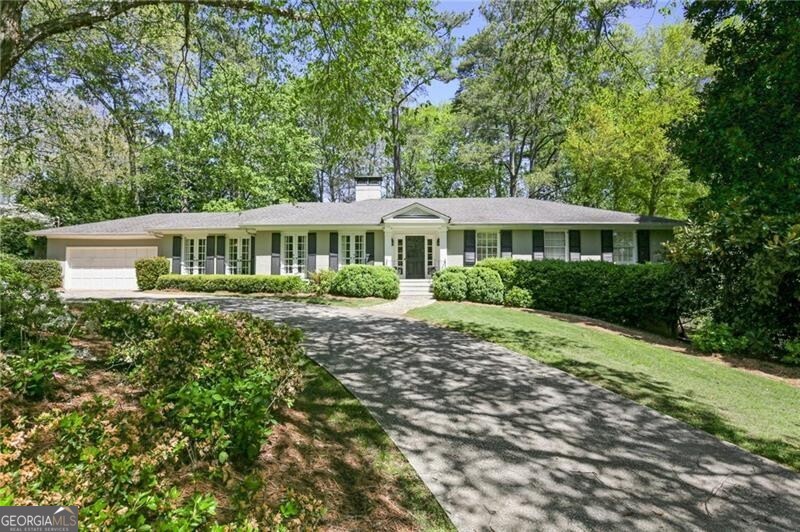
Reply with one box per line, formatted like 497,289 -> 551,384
432,268 -> 468,301
156,274 -> 307,294
475,258 -> 517,290
17,259 -> 62,288
465,267 -> 504,305
504,286 -> 533,308
329,265 -> 399,299
432,266 -> 504,304
513,260 -> 681,333
134,256 -> 170,290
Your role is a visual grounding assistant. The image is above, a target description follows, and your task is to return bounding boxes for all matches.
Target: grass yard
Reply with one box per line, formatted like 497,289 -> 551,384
408,302 -> 800,471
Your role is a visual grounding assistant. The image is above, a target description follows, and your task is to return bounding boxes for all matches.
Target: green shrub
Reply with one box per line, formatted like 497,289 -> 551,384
78,299 -> 172,344
115,304 -> 304,465
432,268 -> 467,301
0,258 -> 76,399
135,256 -> 169,290
0,216 -> 45,258
504,286 -> 533,308
308,269 -> 337,296
156,274 -> 307,294
17,259 -> 62,288
329,265 -> 399,299
476,258 -> 517,290
513,260 -> 681,332
465,267 -> 504,305
692,321 -> 750,354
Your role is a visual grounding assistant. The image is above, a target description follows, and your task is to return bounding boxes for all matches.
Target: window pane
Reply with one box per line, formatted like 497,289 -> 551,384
544,232 -> 566,260
613,231 -> 635,264
354,234 -> 364,263
198,238 -> 206,274
297,235 -> 306,273
477,232 -> 498,262
397,238 -> 404,275
241,238 -> 250,274
283,235 -> 294,274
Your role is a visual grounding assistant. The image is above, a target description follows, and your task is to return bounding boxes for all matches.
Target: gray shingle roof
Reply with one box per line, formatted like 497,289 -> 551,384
30,198 -> 680,236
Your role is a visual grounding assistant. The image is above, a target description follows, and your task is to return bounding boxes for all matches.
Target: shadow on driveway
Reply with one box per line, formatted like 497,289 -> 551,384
123,297 -> 800,530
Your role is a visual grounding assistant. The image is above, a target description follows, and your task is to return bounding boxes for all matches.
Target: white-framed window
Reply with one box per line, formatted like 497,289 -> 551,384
544,231 -> 566,260
341,233 -> 366,265
228,237 -> 251,275
427,238 -> 434,274
183,237 -> 206,274
476,231 -> 498,262
282,234 -> 307,274
613,231 -> 635,264
396,237 -> 404,275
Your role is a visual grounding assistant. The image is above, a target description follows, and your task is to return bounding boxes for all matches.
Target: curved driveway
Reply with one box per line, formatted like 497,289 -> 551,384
193,298 -> 799,530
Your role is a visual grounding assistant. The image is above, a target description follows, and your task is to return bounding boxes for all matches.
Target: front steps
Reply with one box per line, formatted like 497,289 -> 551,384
399,278 -> 433,297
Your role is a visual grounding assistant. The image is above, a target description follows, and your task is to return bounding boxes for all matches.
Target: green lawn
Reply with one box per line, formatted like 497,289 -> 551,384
408,302 -> 800,471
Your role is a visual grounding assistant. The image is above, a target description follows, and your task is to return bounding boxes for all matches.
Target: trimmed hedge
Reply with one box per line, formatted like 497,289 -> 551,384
465,267 -> 504,304
329,265 -> 399,299
156,274 -> 307,294
504,286 -> 533,308
432,266 -> 504,304
434,259 -> 682,333
134,257 -> 170,290
475,258 -> 517,290
513,260 -> 681,333
432,268 -> 467,301
17,259 -> 62,288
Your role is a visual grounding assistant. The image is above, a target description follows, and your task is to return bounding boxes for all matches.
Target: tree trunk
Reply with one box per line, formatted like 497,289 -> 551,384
0,1 -> 26,80
391,102 -> 401,198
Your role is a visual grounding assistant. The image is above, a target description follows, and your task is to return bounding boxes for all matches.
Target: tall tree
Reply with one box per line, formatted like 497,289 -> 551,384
456,0 -> 634,197
670,1 -> 800,359
564,23 -> 710,218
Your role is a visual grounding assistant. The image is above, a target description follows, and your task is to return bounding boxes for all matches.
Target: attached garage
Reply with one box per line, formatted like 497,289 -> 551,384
65,246 -> 157,290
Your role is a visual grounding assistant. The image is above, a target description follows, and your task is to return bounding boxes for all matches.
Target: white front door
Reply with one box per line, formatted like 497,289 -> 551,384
65,246 -> 158,290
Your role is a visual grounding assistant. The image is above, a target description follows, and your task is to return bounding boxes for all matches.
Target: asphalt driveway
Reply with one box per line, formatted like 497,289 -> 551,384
82,295 -> 800,530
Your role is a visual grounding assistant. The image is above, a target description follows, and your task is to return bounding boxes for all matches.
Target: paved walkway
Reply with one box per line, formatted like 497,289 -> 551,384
370,295 -> 435,316
75,294 -> 800,530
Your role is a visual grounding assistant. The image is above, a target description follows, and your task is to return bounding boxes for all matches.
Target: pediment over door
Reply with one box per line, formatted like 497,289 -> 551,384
382,202 -> 451,223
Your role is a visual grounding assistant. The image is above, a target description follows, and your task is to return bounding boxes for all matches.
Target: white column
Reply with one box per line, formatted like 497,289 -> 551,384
438,228 -> 448,270
384,228 -> 393,268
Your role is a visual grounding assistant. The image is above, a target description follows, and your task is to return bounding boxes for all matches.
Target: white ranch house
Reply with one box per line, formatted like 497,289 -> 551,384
32,178 -> 680,291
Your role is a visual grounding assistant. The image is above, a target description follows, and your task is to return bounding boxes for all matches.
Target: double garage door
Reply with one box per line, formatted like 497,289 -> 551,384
65,246 -> 158,290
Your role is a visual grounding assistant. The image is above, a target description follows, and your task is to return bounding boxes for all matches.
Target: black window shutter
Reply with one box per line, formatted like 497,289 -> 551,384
171,236 -> 182,274
601,230 -> 613,262
250,235 -> 256,274
569,230 -> 581,262
271,232 -> 281,274
464,230 -> 476,266
216,235 -> 226,275
206,236 -> 216,274
637,230 -> 651,263
365,232 -> 375,265
307,232 -> 317,272
500,230 -> 512,258
532,230 -> 544,260
329,232 -> 339,271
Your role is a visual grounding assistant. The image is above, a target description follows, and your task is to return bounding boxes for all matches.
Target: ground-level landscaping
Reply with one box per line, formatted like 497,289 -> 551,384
408,302 -> 800,471
0,258 -> 449,529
